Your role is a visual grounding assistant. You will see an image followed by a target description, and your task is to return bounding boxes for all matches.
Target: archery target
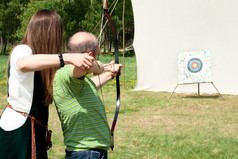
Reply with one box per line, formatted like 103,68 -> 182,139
178,51 -> 211,84
187,58 -> 203,73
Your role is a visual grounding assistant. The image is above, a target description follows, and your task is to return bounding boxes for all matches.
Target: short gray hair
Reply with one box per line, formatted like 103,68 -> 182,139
67,32 -> 98,56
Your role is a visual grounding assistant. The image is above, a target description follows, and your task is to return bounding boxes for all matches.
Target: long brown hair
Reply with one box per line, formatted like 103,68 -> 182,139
8,10 -> 63,105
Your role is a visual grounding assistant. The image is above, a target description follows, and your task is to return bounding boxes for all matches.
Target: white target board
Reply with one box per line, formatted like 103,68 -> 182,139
178,51 -> 211,84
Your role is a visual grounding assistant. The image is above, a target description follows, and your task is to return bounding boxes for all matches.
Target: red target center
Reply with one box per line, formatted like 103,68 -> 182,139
191,62 -> 199,69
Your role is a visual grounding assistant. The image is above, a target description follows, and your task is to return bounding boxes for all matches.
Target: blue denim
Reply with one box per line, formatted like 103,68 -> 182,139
65,149 -> 108,159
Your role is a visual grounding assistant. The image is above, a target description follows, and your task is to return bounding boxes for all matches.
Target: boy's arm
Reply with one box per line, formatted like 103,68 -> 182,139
91,62 -> 123,89
71,61 -> 104,78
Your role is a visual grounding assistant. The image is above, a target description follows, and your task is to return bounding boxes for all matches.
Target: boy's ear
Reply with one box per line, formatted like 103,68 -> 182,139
87,51 -> 93,57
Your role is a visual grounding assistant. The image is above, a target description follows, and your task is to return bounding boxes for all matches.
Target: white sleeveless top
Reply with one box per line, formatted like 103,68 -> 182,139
0,45 -> 34,131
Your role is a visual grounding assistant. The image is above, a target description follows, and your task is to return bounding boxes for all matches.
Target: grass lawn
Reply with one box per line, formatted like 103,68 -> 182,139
0,54 -> 238,159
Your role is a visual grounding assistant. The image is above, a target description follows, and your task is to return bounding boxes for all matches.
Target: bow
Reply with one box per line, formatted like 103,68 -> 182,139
103,0 -> 120,151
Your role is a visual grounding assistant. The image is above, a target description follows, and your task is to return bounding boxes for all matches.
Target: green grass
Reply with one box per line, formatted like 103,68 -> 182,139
0,55 -> 8,94
0,55 -> 238,159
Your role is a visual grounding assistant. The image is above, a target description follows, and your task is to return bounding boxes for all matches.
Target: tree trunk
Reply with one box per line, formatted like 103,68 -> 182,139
107,27 -> 110,54
108,29 -> 111,53
1,37 -> 3,55
103,32 -> 106,54
1,38 -> 7,55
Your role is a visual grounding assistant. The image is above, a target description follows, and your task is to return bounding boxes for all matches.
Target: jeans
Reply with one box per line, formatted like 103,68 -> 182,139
65,149 -> 108,159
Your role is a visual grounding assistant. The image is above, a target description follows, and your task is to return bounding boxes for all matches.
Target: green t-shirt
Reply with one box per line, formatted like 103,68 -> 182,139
53,65 -> 110,151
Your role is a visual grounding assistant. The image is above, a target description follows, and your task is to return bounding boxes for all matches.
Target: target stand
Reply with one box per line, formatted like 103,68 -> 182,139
169,51 -> 223,99
168,82 -> 223,99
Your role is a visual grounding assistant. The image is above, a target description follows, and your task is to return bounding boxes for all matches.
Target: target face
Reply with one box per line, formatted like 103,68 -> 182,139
187,58 -> 203,73
178,51 -> 211,84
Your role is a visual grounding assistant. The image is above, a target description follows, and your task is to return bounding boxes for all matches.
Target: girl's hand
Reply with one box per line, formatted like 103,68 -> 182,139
65,53 -> 95,70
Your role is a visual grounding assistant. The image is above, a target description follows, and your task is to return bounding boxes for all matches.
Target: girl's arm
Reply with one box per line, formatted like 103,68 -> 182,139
17,53 -> 94,72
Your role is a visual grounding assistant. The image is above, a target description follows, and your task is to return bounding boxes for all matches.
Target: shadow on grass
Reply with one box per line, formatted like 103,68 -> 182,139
170,93 -> 224,99
183,94 -> 222,99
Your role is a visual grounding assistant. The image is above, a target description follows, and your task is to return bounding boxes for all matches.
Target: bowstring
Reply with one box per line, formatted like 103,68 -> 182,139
96,8 -> 106,110
97,67 -> 106,109
94,0 -> 118,112
91,0 -> 118,34
97,0 -> 118,41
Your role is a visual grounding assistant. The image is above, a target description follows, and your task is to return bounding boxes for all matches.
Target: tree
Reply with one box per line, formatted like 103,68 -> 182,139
60,0 -> 92,49
0,0 -> 27,54
80,0 -> 135,55
1,0 -> 134,55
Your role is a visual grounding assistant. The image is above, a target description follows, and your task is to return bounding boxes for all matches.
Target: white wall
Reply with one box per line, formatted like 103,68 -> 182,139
132,0 -> 238,95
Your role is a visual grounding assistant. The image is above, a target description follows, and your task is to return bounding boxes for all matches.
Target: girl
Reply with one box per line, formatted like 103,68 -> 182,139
0,9 -> 94,159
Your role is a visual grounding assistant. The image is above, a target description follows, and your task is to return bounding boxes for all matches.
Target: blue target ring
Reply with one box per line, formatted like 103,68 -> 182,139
187,58 -> 203,73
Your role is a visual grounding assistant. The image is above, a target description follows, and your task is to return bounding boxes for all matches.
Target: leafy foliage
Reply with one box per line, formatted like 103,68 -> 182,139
0,0 -> 135,55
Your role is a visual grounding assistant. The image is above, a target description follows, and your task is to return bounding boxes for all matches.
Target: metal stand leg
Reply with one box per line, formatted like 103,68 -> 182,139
198,83 -> 200,96
211,82 -> 224,100
169,82 -> 223,99
169,84 -> 179,99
